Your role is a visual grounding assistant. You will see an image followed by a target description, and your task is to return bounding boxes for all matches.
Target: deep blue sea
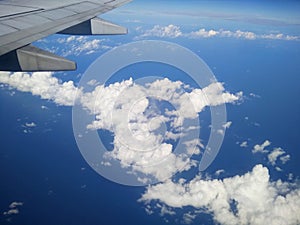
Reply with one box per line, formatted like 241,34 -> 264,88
1,4 -> 300,222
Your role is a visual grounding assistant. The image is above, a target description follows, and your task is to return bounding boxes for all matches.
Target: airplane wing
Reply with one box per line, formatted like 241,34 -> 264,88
0,0 -> 131,71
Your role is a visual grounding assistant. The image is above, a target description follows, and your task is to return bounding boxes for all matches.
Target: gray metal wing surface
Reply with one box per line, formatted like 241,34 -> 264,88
0,0 -> 131,71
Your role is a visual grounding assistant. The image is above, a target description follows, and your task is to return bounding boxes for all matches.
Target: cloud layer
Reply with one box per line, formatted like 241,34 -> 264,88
0,72 -> 241,182
0,72 -> 80,106
39,35 -> 112,57
0,71 -> 297,225
138,24 -> 299,41
140,164 -> 300,225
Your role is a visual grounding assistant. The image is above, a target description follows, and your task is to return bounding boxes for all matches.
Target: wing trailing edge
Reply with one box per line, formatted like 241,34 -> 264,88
59,17 -> 127,35
0,0 -> 132,72
0,45 -> 76,72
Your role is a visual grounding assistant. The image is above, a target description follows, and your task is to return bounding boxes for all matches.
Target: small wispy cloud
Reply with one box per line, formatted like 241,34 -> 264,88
3,202 -> 23,216
268,147 -> 290,166
240,141 -> 248,148
24,122 -> 36,128
55,36 -> 112,56
252,140 -> 291,167
252,140 -> 271,153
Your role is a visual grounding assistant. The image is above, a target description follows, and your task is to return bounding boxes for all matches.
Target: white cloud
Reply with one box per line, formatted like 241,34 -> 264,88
140,164 -> 300,225
268,147 -> 285,166
183,139 -> 202,155
223,121 -> 232,129
138,25 -> 299,41
3,209 -> 19,215
80,78 -> 241,181
280,155 -> 290,164
222,29 -> 257,40
139,24 -> 182,38
189,28 -> 219,38
66,36 -> 76,43
188,82 -> 242,115
24,122 -> 36,128
183,212 -> 197,224
190,28 -> 299,41
261,33 -> 299,41
56,36 -> 111,56
0,72 -> 242,182
0,72 -> 82,106
267,147 -> 290,166
215,169 -> 225,176
288,173 -> 294,181
22,122 -> 37,134
189,29 -> 257,40
145,205 -> 154,215
217,121 -> 232,135
252,140 -> 271,153
249,93 -> 260,98
9,202 -> 23,208
3,201 -> 23,216
86,79 -> 100,86
158,204 -> 176,216
240,141 -> 248,148
0,68 -> 298,225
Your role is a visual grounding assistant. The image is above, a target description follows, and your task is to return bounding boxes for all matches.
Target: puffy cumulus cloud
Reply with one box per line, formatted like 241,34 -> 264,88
268,147 -> 290,166
188,82 -> 242,115
57,35 -> 111,56
0,72 -> 242,182
189,28 -> 298,41
190,28 -> 256,40
139,24 -> 183,38
221,29 -> 256,40
250,140 -> 290,167
140,164 -> 300,225
189,28 -> 219,38
138,25 -> 299,41
250,140 -> 291,168
81,78 -> 242,181
81,78 -> 135,130
0,72 -> 82,106
252,140 -> 271,153
268,147 -> 285,166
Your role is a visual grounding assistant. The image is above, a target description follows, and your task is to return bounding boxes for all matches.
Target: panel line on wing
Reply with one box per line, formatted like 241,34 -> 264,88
0,9 -> 44,19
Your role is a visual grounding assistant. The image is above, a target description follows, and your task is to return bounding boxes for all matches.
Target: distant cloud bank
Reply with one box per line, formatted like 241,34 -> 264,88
137,24 -> 299,41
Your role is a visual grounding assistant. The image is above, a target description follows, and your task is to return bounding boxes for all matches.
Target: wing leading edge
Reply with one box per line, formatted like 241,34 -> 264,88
0,0 -> 131,71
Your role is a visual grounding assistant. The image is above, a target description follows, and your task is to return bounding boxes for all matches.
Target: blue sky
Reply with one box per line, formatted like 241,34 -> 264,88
107,0 -> 300,36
